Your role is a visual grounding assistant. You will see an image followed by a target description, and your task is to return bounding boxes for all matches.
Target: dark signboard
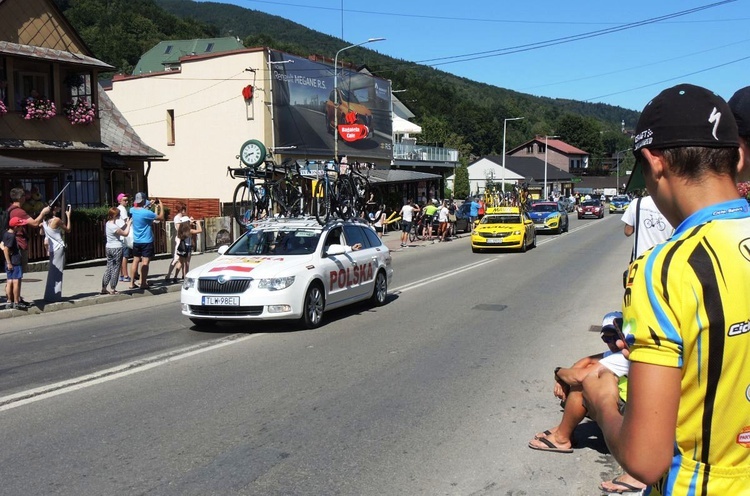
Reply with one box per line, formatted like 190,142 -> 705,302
269,50 -> 393,160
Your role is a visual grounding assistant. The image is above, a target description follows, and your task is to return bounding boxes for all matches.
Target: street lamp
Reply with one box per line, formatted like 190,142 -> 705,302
501,117 -> 524,194
333,37 -> 385,161
543,135 -> 559,200
615,148 -> 631,194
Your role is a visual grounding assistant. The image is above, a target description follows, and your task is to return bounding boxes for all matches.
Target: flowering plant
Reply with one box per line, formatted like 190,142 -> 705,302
64,100 -> 96,125
0,100 -> 7,115
24,98 -> 56,120
737,181 -> 750,200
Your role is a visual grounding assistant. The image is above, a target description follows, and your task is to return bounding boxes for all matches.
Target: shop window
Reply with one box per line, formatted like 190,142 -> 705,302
15,71 -> 50,107
66,170 -> 101,208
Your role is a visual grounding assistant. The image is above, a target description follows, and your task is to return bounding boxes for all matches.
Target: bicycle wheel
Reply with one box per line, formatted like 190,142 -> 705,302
233,181 -> 257,228
336,177 -> 356,219
351,175 -> 371,217
314,179 -> 331,225
408,223 -> 418,242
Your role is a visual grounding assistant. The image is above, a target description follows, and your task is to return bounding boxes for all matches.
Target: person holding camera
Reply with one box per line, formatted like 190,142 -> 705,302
128,192 -> 163,290
42,203 -> 71,302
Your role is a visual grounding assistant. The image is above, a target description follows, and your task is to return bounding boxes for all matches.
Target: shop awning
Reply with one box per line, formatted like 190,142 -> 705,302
393,115 -> 422,135
0,154 -> 66,171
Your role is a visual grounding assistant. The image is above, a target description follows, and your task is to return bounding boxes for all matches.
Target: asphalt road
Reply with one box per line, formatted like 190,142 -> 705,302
0,214 -> 634,496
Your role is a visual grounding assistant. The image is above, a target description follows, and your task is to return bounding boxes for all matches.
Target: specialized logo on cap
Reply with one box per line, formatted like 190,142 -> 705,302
709,107 -> 721,140
633,129 -> 653,151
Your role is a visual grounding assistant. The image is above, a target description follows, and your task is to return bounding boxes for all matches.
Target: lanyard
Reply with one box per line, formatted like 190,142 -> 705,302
673,198 -> 750,237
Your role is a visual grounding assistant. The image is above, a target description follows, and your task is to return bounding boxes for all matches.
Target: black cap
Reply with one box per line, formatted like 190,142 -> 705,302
627,83 -> 739,192
729,85 -> 750,137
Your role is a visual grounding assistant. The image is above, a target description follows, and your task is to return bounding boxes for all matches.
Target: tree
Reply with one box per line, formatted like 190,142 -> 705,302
555,114 -> 605,167
453,164 -> 470,199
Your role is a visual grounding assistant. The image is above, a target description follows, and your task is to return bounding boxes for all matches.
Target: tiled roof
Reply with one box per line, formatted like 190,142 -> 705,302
98,85 -> 165,158
507,137 -> 588,156
0,41 -> 113,70
133,37 -> 244,75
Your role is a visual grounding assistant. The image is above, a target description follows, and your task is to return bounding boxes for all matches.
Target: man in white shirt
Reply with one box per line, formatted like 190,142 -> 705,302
621,195 -> 673,259
399,199 -> 418,248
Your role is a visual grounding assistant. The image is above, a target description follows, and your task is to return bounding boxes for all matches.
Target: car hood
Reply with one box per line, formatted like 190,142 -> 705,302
529,211 -> 559,220
187,254 -> 314,279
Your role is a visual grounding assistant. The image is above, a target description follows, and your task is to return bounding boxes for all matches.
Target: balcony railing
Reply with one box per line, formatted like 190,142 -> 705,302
393,143 -> 459,163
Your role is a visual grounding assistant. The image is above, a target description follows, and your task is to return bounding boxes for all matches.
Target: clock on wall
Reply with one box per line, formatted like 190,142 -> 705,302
239,139 -> 267,167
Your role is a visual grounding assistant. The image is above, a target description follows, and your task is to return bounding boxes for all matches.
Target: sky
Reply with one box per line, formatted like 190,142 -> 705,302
196,0 -> 750,111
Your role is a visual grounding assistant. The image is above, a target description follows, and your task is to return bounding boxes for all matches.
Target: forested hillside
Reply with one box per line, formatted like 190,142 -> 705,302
54,0 -> 638,167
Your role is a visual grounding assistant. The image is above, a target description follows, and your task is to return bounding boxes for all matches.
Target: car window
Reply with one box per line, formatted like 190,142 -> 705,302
481,215 -> 521,224
343,225 -> 367,249
362,226 -> 382,248
531,204 -> 556,212
227,228 -> 321,255
324,227 -> 344,251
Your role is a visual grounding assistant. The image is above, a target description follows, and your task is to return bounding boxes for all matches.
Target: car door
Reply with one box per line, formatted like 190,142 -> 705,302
321,226 -> 358,307
523,212 -> 535,243
342,225 -> 375,300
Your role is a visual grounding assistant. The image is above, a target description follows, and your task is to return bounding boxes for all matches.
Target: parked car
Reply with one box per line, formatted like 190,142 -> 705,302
609,195 -> 631,214
454,202 -> 474,233
470,206 -> 536,253
577,199 -> 605,219
181,217 -> 393,329
528,201 -> 569,234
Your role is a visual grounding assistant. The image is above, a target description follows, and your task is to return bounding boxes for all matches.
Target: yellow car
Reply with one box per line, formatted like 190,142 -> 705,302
471,207 -> 536,253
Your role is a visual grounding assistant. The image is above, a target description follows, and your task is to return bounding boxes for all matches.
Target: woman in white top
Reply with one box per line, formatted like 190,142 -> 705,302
42,204 -> 72,301
102,207 -> 131,295
372,204 -> 386,238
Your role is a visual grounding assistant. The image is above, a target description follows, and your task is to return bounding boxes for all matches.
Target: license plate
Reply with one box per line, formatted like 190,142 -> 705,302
486,238 -> 503,244
202,296 -> 240,306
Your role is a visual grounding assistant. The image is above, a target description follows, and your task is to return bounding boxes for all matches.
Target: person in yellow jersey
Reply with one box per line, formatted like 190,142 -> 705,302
582,83 -> 750,495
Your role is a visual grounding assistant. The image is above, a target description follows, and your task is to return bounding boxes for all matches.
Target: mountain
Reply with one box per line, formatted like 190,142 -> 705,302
55,0 -> 639,166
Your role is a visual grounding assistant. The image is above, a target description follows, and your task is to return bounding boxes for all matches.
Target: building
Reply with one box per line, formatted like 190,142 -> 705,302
506,135 -> 589,174
0,0 -> 161,207
106,41 -> 456,209
447,155 -> 574,199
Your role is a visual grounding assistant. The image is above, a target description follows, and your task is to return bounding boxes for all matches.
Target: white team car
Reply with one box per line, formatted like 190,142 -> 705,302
181,217 -> 393,329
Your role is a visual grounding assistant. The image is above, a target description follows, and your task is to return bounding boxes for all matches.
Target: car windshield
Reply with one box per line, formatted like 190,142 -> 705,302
582,200 -> 600,207
531,204 -> 557,213
338,89 -> 361,104
481,215 -> 521,224
613,196 -> 629,202
227,228 -> 321,256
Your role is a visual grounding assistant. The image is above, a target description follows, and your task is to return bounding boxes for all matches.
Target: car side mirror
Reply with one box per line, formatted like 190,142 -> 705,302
325,244 -> 349,256
218,245 -> 229,255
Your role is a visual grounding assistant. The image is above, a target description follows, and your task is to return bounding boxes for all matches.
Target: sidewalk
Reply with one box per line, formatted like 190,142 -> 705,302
0,231 -> 467,319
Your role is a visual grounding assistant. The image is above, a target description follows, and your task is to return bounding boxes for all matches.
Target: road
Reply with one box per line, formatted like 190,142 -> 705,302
0,214 -> 633,496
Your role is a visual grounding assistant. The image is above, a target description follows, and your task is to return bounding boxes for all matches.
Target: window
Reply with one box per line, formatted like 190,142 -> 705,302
15,71 -> 50,105
63,71 -> 93,104
164,45 -> 173,54
166,109 -> 175,145
66,169 -> 100,208
205,43 -> 215,52
525,145 -> 533,154
362,227 -> 381,248
343,225 -> 367,249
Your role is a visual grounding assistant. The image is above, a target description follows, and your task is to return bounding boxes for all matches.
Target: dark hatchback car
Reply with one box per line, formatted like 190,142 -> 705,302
453,202 -> 473,233
577,199 -> 605,219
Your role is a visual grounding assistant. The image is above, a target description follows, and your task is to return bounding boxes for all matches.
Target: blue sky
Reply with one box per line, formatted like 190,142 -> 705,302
197,0 -> 749,111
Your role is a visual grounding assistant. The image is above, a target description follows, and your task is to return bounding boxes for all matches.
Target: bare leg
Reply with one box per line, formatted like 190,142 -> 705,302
129,256 -> 141,287
140,257 -> 150,288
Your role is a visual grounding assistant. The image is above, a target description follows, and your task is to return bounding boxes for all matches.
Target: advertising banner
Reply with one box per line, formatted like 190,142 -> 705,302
269,50 -> 393,160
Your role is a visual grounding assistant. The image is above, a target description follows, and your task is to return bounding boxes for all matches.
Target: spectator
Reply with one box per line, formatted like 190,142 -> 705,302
477,197 -> 485,220
6,187 -> 50,308
41,204 -> 71,302
128,192 -> 163,290
101,207 -> 131,295
399,198 -> 418,248
622,194 -> 673,260
372,204 -> 386,238
422,200 -> 438,241
166,203 -> 192,282
729,85 -> 750,181
447,200 -> 457,238
116,193 -> 131,283
3,217 -> 26,310
173,218 -> 202,282
437,200 -> 449,242
468,197 -> 480,225
528,312 -> 646,493
582,84 -> 750,493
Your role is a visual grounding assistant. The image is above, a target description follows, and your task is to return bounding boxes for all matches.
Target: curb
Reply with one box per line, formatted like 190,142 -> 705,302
0,282 -> 184,320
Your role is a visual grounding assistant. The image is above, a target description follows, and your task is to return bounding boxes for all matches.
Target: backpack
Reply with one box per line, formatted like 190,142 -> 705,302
176,238 -> 189,257
0,205 -> 19,233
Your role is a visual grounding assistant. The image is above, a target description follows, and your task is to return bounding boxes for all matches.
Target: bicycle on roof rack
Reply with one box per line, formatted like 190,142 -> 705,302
228,144 -> 300,229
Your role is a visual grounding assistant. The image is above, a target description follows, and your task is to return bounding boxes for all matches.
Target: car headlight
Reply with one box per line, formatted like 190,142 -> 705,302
257,276 -> 295,291
512,230 -> 521,235
183,278 -> 196,290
